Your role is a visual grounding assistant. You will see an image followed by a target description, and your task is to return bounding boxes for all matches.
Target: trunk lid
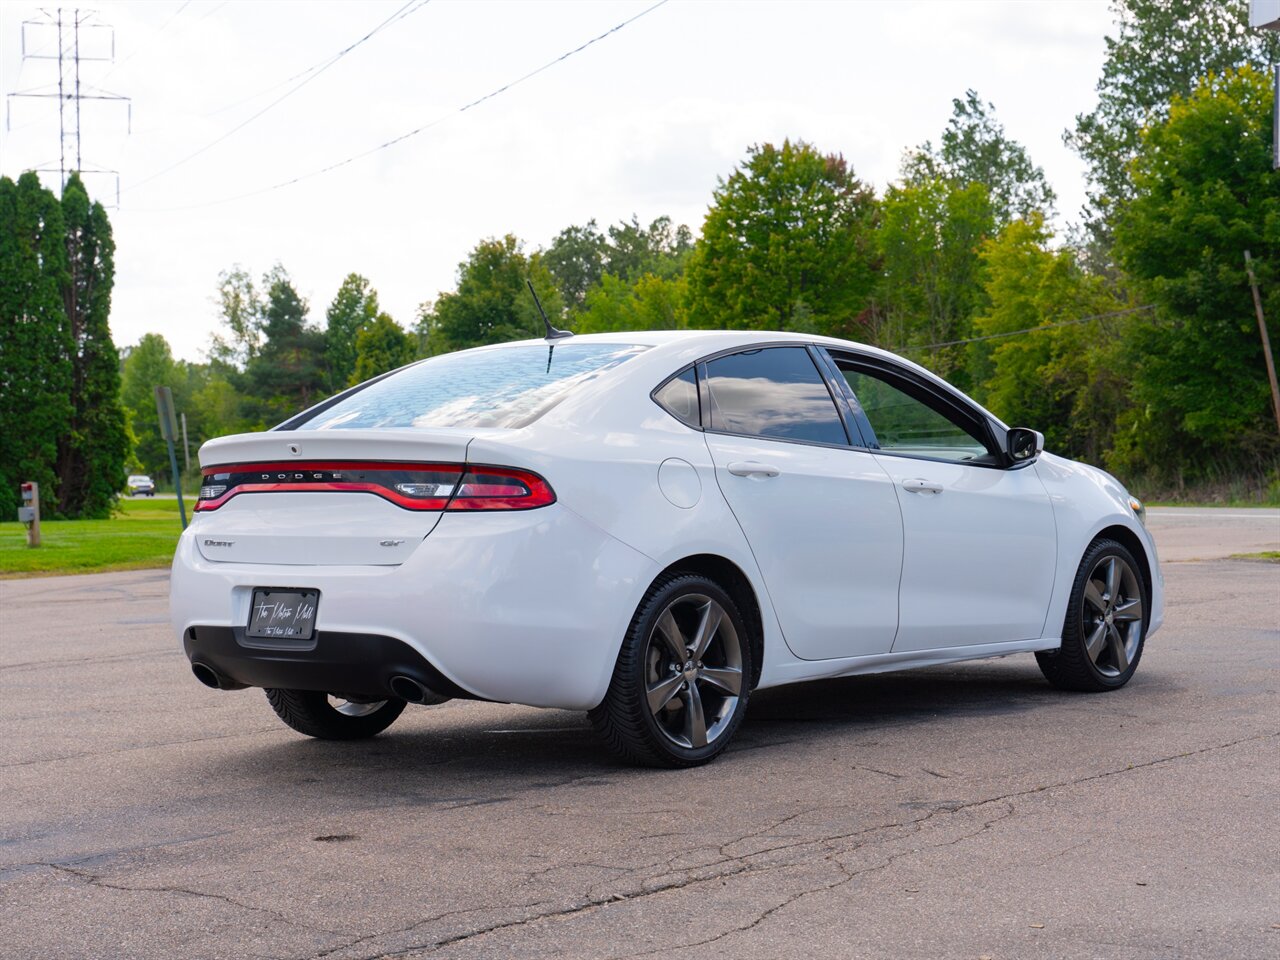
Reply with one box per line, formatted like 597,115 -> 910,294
193,429 -> 473,566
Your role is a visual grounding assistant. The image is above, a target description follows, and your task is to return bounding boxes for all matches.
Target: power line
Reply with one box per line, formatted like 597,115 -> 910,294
899,304 -> 1158,353
97,0 -> 192,85
133,0 -> 671,213
125,0 -> 429,193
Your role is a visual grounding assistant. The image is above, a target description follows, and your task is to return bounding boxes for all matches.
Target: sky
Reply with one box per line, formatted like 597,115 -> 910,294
0,0 -> 1118,362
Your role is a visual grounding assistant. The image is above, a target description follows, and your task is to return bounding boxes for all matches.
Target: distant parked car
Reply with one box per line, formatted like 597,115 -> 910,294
126,475 -> 155,497
172,331 -> 1162,767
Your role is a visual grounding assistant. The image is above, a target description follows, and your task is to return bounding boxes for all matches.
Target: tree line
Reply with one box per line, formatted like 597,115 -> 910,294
4,1 -> 1278,515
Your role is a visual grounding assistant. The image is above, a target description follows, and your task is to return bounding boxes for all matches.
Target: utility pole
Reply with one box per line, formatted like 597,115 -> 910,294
6,9 -> 130,202
1244,250 -> 1280,436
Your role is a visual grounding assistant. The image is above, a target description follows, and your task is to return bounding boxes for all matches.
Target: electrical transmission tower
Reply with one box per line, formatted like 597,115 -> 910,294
5,8 -> 130,203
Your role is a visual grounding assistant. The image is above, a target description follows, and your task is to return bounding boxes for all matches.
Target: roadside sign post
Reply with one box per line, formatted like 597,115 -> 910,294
1244,251 -> 1280,437
18,481 -> 40,547
154,386 -> 188,529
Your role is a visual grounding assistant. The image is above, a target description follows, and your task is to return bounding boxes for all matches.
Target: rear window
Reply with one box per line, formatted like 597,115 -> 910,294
297,342 -> 649,431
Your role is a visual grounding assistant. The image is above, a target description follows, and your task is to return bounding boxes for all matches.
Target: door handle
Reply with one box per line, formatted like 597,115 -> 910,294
726,461 -> 781,479
902,478 -> 944,494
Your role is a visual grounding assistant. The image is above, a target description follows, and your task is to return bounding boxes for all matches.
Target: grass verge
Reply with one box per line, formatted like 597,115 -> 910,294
0,497 -> 192,578
1230,551 -> 1280,562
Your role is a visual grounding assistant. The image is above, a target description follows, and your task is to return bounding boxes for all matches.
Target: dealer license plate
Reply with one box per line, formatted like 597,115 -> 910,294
247,589 -> 319,640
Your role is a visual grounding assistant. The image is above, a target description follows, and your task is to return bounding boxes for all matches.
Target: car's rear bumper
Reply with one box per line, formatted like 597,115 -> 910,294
169,504 -> 657,710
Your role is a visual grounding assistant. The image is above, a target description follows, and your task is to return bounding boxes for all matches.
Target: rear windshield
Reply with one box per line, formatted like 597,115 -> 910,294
296,342 -> 649,431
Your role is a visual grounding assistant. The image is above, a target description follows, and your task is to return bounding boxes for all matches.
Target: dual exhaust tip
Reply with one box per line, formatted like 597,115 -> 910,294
191,662 -> 448,704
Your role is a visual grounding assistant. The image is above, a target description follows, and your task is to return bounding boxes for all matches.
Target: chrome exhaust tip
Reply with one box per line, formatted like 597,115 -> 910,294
389,674 -> 450,705
191,661 -> 246,691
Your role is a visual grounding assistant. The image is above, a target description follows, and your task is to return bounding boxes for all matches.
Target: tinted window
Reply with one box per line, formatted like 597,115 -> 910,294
705,347 -> 847,445
297,342 -> 648,430
842,368 -> 990,462
654,368 -> 700,427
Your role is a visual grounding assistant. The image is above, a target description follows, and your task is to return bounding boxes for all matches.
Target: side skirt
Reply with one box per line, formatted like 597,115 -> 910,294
757,637 -> 1062,690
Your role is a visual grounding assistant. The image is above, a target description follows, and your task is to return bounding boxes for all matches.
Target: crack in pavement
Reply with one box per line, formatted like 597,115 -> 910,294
299,729 -> 1276,960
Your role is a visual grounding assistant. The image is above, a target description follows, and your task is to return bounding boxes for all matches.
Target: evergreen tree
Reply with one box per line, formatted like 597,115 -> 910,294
351,313 -> 415,384
55,173 -> 129,518
324,273 -> 380,391
245,265 -> 326,422
0,173 -> 72,518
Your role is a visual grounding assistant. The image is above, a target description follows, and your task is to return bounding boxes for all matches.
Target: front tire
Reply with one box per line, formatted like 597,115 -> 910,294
264,689 -> 405,739
1037,538 -> 1148,692
589,573 -> 753,768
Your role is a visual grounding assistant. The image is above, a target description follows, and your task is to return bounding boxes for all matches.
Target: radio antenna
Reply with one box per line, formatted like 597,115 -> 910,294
527,280 -> 573,341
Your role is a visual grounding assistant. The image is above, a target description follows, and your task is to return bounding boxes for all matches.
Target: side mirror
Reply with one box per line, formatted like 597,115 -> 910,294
1006,427 -> 1044,463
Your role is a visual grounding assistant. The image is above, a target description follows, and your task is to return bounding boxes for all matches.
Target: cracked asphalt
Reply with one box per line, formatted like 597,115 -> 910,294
1,508 -> 1277,960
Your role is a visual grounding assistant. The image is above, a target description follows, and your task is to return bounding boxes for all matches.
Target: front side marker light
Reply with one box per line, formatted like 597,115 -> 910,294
1129,496 -> 1146,526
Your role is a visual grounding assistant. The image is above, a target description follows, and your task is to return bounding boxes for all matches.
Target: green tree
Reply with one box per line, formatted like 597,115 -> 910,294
1111,66 -> 1280,479
120,333 -> 184,479
351,313 -> 415,384
324,273 -> 380,390
544,221 -> 607,314
211,266 -> 263,368
604,215 -> 694,282
55,173 -> 129,518
244,266 -> 326,423
423,236 -> 563,352
685,140 -> 878,335
873,176 -> 996,387
576,273 -> 688,333
0,172 -> 71,518
1067,0 -> 1277,236
970,217 -> 1132,465
908,90 -> 1055,224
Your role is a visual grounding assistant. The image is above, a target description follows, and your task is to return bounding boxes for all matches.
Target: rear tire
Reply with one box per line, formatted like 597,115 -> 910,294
264,689 -> 405,739
1037,538 -> 1148,692
589,573 -> 753,768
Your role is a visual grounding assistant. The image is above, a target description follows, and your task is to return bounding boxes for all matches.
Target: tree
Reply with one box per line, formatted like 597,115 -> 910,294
120,334 -> 184,479
1066,0 -> 1277,234
576,273 -> 688,333
873,176 -> 996,387
423,236 -> 563,353
603,215 -> 693,282
0,172 -> 71,518
244,266 -> 326,423
324,273 -> 380,390
685,140 -> 878,335
1111,66 -> 1280,480
211,266 -> 263,368
544,221 -> 607,314
351,314 -> 415,384
55,173 -> 129,518
970,217 -> 1132,465
907,90 -> 1054,224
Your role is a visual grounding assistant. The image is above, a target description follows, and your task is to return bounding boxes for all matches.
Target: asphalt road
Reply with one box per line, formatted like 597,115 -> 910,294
1,509 -> 1277,960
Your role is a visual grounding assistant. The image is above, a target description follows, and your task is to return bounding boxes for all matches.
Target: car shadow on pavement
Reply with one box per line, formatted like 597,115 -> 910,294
210,657 -> 1131,793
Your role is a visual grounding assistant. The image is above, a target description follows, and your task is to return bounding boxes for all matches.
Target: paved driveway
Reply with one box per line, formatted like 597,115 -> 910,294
1,509 -> 1277,959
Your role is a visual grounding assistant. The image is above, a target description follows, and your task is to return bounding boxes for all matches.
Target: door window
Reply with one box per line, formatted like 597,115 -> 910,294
840,367 -> 993,463
704,347 -> 848,446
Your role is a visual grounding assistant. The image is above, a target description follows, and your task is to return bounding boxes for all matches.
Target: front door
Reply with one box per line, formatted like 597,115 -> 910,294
829,353 -> 1057,652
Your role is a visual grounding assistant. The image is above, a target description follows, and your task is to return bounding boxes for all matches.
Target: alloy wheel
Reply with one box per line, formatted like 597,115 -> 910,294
328,695 -> 388,718
643,594 -> 744,749
1080,555 -> 1144,677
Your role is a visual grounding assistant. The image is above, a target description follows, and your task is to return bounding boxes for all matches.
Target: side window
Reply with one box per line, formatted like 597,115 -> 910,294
705,347 -> 848,445
653,367 -> 700,427
841,366 -> 992,463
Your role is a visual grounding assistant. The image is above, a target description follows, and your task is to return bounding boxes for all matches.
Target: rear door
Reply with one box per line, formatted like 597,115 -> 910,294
825,351 -> 1056,652
700,345 -> 903,661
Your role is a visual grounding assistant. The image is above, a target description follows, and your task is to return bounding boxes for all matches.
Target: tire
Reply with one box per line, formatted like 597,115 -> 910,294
264,689 -> 405,739
1037,538 -> 1148,692
589,573 -> 753,768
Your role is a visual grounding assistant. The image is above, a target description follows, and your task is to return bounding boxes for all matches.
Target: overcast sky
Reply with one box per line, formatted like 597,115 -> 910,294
1,0 -> 1117,362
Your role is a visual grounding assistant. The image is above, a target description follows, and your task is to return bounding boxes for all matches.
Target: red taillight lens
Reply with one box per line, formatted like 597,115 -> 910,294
194,461 -> 555,512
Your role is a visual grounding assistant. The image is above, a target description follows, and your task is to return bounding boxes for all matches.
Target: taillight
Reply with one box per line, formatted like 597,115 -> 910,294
194,462 -> 555,512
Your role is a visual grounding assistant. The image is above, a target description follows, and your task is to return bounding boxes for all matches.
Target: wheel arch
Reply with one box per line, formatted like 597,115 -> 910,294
1094,524 -> 1153,602
656,553 -> 764,689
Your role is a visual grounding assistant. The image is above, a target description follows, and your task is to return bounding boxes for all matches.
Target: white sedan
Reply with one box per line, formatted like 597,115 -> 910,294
171,331 -> 1162,767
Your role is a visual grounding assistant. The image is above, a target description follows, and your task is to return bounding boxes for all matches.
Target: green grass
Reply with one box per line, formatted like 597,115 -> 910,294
1230,551 -> 1280,562
0,496 -> 195,578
